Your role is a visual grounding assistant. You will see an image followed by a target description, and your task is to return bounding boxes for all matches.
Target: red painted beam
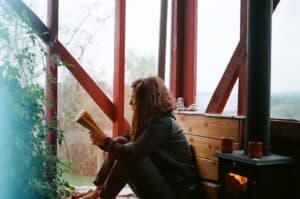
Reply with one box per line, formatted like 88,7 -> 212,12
238,0 -> 248,116
183,0 -> 197,106
158,0 -> 168,80
46,0 -> 58,149
45,0 -> 58,185
5,0 -> 132,126
170,0 -> 183,98
206,35 -> 247,113
238,58 -> 247,115
113,0 -> 126,137
170,0 -> 197,106
55,42 -> 117,122
6,0 -> 119,122
206,0 -> 280,114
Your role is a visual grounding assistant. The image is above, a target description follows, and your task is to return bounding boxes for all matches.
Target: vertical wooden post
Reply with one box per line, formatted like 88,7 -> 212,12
158,0 -> 168,80
170,0 -> 197,106
238,0 -> 247,115
183,0 -> 197,106
46,0 -> 58,151
170,0 -> 183,99
113,0 -> 126,137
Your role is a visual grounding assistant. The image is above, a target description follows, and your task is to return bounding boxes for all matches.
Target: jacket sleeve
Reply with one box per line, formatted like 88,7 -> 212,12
100,117 -> 172,162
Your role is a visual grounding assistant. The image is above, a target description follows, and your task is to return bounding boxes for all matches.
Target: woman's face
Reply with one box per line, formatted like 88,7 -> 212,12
129,88 -> 136,111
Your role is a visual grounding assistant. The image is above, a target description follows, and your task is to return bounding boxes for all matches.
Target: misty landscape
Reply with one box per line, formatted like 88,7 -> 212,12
196,92 -> 300,120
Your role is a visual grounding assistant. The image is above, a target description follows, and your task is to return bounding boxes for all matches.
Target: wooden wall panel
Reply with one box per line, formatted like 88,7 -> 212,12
200,181 -> 219,199
186,135 -> 241,161
195,157 -> 218,182
176,113 -> 244,142
175,112 -> 246,187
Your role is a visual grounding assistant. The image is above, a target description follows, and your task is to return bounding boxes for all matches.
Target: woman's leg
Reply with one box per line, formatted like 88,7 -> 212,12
99,160 -> 128,199
93,153 -> 116,187
126,157 -> 175,199
100,157 -> 176,199
94,136 -> 129,186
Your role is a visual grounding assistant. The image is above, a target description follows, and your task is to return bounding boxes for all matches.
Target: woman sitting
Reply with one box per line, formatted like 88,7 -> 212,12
81,76 -> 200,199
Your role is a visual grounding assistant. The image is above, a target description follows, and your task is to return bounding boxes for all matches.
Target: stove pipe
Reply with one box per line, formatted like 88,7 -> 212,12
245,0 -> 272,156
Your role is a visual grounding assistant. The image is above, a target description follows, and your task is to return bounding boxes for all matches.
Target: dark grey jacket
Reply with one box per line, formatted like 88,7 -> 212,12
101,112 -> 199,187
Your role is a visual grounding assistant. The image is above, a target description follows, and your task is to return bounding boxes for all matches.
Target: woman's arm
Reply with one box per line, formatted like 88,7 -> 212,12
101,117 -> 172,162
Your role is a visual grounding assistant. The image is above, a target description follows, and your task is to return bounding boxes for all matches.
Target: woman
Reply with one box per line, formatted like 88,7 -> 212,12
82,76 -> 200,199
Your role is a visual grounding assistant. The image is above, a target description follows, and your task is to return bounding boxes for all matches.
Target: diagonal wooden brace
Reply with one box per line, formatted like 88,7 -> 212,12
206,0 -> 280,114
5,0 -> 131,128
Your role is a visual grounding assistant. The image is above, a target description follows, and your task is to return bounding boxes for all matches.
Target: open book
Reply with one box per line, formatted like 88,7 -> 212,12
75,109 -> 106,138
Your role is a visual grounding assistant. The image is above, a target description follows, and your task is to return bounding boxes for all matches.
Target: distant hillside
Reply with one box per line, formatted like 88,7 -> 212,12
196,92 -> 300,121
271,92 -> 300,120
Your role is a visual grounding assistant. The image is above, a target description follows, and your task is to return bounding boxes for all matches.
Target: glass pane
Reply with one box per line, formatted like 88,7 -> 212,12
59,0 -> 114,90
58,0 -> 115,186
271,1 -> 300,120
196,0 -> 240,112
125,0 -> 161,121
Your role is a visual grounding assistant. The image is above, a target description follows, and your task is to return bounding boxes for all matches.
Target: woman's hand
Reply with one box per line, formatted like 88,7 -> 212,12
89,131 -> 108,146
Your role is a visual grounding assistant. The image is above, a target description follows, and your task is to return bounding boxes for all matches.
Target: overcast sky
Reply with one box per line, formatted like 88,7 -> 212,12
198,0 -> 300,93
24,0 -> 300,93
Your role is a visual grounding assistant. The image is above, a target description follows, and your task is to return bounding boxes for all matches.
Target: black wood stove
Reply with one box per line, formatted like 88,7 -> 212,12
215,150 -> 296,198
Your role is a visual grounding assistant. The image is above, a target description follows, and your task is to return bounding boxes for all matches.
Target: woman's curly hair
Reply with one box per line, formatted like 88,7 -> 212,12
130,76 -> 175,140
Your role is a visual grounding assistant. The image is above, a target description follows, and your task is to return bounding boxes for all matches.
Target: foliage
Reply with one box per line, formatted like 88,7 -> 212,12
57,76 -> 109,176
0,1 -> 72,198
125,50 -> 157,83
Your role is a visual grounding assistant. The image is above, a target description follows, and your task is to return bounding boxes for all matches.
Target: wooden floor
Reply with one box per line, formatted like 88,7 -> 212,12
70,185 -> 137,199
116,185 -> 137,198
116,196 -> 137,199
